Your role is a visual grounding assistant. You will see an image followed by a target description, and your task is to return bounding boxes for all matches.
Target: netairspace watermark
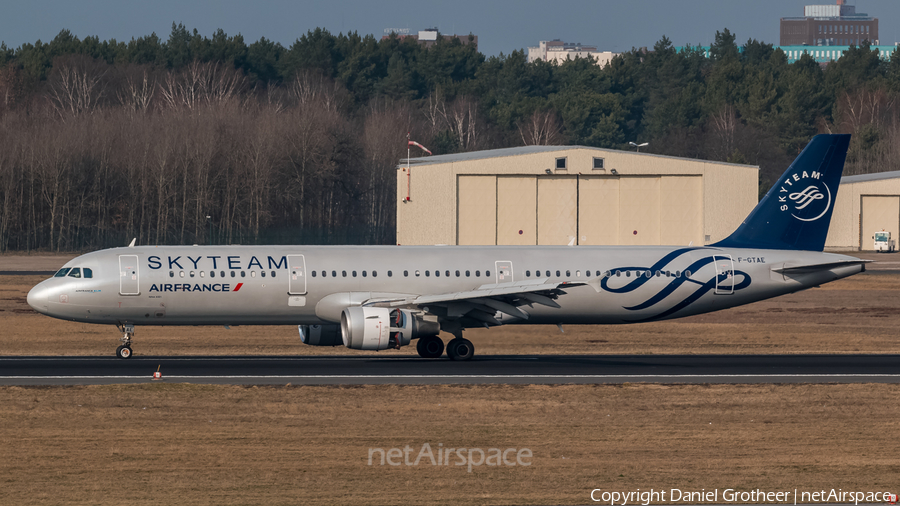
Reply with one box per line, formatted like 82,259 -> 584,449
368,443 -> 532,473
589,488 -> 898,505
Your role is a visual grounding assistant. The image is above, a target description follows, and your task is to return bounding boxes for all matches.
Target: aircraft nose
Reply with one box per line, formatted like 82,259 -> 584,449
27,283 -> 50,314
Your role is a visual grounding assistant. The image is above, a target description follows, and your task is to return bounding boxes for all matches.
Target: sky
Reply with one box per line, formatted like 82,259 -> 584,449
2,0 -> 900,56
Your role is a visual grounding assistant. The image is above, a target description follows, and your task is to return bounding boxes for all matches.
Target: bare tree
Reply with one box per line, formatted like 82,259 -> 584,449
517,108 -> 563,146
46,55 -> 108,117
160,60 -> 246,111
116,66 -> 156,114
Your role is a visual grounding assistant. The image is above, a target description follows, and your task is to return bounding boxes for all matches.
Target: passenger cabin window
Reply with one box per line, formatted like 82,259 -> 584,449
251,271 -> 257,278
466,271 -> 470,277
312,271 -> 317,277
190,271 -> 195,278
445,270 -> 450,277
475,270 -> 480,277
486,270 -> 491,277
261,271 -> 266,278
271,271 -> 276,277
362,271 -> 367,277
352,271 -> 357,277
455,270 -> 460,277
241,271 -> 246,277
220,271 -> 224,278
169,271 -> 175,278
415,270 -> 420,277
434,270 -> 439,277
342,271 -> 347,277
54,268 -> 71,277
526,270 -> 531,277
425,271 -> 430,277
372,271 -> 377,277
332,271 -> 337,277
388,271 -> 392,277
200,271 -> 205,278
180,271 -> 185,278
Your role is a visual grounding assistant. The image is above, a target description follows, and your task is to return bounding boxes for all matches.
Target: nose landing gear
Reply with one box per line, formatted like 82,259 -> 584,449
115,323 -> 135,359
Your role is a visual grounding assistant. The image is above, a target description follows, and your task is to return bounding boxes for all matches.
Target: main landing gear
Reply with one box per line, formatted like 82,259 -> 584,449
115,323 -> 135,359
415,334 -> 475,361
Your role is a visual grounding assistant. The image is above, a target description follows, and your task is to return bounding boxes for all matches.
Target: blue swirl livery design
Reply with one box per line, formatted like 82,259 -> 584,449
599,248 -> 752,323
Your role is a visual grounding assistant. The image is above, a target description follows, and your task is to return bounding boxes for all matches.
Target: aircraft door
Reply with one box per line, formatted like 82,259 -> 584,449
495,260 -> 513,284
714,255 -> 734,295
119,255 -> 140,295
288,255 -> 307,295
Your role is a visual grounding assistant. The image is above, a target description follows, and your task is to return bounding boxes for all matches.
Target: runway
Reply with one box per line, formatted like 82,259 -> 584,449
1,354 -> 899,385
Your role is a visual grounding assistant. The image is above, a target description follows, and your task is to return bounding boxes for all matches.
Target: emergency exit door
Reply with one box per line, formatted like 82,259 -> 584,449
288,255 -> 307,295
495,261 -> 513,284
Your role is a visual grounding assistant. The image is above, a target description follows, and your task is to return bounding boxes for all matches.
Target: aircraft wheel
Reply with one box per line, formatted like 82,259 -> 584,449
447,338 -> 474,361
116,345 -> 133,359
416,335 -> 444,358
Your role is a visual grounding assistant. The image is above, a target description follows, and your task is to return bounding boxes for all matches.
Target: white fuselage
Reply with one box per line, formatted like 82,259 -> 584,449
27,244 -> 864,327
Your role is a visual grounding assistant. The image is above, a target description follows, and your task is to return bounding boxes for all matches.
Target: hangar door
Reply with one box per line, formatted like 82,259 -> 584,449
861,196 -> 900,250
457,176 -> 496,245
457,175 -> 703,246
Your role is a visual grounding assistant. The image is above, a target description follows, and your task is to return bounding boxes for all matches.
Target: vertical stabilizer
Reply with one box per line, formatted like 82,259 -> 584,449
712,134 -> 850,251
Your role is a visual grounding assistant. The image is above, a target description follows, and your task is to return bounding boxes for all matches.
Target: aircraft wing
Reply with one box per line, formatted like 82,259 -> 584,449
772,259 -> 872,275
362,279 -> 583,326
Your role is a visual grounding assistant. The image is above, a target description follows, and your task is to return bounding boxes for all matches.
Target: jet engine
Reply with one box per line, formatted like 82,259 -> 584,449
340,307 -> 441,350
298,324 -> 343,346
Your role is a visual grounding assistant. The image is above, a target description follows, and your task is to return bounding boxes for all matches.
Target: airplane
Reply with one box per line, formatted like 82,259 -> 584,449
27,134 -> 867,361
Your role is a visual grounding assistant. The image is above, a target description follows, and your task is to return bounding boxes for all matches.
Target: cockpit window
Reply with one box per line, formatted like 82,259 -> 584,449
67,268 -> 81,278
83,268 -> 93,278
54,268 -> 71,278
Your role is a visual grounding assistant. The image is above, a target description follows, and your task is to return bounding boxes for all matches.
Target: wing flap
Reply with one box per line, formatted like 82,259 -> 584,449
362,279 -> 582,323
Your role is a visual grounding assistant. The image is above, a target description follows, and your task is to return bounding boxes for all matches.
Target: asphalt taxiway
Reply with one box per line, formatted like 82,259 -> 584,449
1,354 -> 899,385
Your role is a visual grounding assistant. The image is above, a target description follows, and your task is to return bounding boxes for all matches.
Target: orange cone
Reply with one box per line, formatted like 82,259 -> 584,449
152,365 -> 162,381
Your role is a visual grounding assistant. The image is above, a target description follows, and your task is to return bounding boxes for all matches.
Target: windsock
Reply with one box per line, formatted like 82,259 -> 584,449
408,140 -> 432,155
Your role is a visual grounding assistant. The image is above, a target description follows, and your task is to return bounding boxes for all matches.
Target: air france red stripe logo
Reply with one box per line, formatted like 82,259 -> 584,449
233,283 -> 243,292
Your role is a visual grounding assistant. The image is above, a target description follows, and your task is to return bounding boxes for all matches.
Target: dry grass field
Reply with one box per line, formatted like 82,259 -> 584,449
1,254 -> 898,505
0,383 -> 897,505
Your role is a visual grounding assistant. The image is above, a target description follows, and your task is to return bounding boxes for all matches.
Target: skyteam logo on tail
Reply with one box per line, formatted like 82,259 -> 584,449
779,170 -> 831,222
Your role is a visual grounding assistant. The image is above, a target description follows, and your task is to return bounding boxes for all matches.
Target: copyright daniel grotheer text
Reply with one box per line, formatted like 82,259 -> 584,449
590,488 -> 897,505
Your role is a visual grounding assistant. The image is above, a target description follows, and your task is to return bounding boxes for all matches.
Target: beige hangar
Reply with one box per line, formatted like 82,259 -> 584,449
826,171 -> 900,251
396,146 -> 758,247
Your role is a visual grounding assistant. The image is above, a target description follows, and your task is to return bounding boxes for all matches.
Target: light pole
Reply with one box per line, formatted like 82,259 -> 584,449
629,141 -> 648,153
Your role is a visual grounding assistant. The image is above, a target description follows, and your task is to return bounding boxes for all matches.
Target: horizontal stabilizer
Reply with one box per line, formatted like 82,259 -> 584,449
772,259 -> 871,275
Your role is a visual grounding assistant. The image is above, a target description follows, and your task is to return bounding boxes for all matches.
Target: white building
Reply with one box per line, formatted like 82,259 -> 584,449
527,40 -> 618,67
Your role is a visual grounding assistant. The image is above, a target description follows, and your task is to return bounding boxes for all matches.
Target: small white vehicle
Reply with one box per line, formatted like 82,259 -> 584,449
874,230 -> 895,252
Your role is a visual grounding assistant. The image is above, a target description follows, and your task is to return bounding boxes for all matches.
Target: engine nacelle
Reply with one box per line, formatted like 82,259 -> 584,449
341,306 -> 392,350
340,307 -> 441,350
298,324 -> 343,346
